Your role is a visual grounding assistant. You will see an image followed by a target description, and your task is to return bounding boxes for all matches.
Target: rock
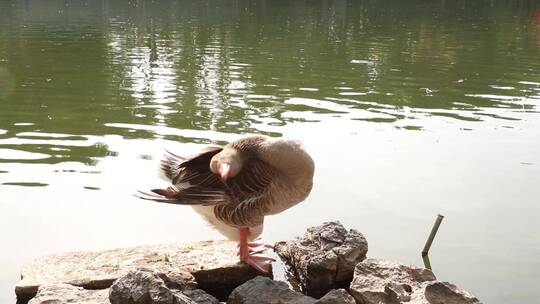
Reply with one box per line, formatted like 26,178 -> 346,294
109,268 -> 179,304
274,221 -> 368,297
109,268 -> 220,304
227,277 -> 356,304
16,224 -> 480,304
16,241 -> 263,302
349,259 -> 481,304
314,289 -> 356,304
28,284 -> 109,304
349,259 -> 435,304
425,281 -> 482,304
227,276 -> 316,304
181,289 -> 219,304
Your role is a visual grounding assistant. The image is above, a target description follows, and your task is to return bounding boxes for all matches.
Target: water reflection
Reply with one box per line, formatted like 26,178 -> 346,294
0,131 -> 112,165
1,0 -> 538,147
0,0 -> 538,205
2,182 -> 48,187
0,0 -> 537,165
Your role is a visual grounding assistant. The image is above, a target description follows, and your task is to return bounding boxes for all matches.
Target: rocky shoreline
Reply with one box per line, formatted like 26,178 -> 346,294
16,222 -> 482,304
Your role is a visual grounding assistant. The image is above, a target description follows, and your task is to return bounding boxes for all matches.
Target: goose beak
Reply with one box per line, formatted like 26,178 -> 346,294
218,163 -> 231,181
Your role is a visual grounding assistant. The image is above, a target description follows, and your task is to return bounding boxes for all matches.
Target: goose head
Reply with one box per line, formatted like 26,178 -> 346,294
210,147 -> 246,181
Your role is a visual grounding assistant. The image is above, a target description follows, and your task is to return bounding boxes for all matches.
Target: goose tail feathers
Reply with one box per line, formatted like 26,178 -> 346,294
158,150 -> 186,182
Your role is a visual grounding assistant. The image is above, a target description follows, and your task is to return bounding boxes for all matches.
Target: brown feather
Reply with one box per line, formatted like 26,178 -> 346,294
137,135 -> 312,229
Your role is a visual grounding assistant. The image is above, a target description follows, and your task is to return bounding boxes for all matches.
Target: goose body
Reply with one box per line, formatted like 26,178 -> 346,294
138,135 -> 314,272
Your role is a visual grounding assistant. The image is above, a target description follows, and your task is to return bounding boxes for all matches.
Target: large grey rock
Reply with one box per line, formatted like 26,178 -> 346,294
314,289 -> 356,304
425,281 -> 482,304
28,284 -> 109,304
227,276 -> 316,304
16,241 -> 262,302
109,268 -> 219,304
275,221 -> 368,297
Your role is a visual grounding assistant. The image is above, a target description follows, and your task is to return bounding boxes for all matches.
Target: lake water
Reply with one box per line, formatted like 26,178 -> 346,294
1,0 -> 540,303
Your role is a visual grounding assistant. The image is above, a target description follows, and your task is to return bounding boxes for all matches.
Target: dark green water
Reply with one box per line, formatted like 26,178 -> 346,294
1,0 -> 540,303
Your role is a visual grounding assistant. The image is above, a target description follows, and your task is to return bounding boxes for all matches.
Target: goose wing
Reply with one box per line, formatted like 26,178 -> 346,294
137,186 -> 230,206
163,146 -> 222,185
137,147 -> 278,228
138,147 -> 228,205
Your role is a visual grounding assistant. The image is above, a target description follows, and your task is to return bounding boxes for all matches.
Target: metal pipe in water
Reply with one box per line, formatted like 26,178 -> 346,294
422,214 -> 444,257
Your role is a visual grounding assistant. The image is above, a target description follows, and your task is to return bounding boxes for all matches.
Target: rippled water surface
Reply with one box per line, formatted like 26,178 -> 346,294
1,1 -> 540,303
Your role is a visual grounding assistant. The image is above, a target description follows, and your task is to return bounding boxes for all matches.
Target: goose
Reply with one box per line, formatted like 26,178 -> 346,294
137,135 -> 315,272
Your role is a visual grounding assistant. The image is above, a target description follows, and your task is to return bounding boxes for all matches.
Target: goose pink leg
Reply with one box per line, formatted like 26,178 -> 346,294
238,227 -> 274,273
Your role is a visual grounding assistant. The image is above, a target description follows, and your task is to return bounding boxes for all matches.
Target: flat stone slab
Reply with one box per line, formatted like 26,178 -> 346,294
16,240 -> 262,302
